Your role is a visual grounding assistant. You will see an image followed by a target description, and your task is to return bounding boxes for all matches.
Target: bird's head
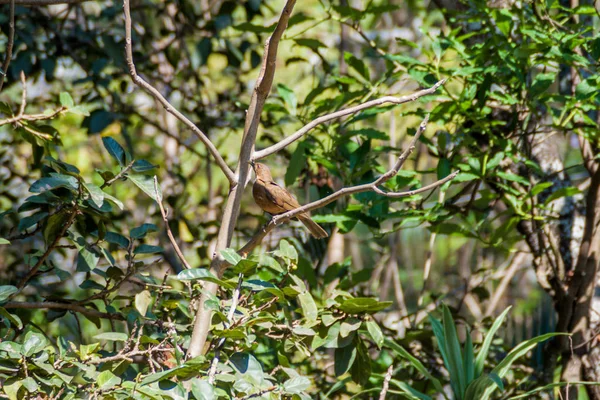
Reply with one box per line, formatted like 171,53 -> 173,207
251,162 -> 273,181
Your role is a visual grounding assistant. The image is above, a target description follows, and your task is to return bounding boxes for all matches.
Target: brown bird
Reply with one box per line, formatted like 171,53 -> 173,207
251,162 -> 328,239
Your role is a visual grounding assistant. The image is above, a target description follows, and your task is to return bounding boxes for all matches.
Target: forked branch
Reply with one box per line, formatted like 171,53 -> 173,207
240,116 -> 458,256
123,0 -> 236,185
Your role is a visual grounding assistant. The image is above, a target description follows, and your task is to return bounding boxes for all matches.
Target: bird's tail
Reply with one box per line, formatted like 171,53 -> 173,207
298,214 -> 329,239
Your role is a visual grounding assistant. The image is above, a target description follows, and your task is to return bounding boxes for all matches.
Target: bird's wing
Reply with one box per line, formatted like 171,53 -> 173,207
265,181 -> 302,211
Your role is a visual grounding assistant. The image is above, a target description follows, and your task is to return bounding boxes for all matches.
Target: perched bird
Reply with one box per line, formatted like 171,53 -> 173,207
251,162 -> 328,239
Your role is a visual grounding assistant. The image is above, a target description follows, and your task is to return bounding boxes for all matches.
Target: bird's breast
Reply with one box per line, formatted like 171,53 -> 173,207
253,181 -> 284,214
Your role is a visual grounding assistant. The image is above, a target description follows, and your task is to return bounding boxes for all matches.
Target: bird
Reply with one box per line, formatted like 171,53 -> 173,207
251,161 -> 328,239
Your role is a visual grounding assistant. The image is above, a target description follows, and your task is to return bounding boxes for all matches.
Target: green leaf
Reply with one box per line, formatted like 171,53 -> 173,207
0,307 -> 23,329
442,305 -> 466,399
22,331 -> 48,356
0,286 -> 18,302
529,72 -> 555,98
283,376 -> 311,394
276,239 -> 298,261
464,330 -> 474,384
59,92 -> 74,108
293,326 -> 317,336
437,158 -> 451,180
30,174 -> 78,194
18,211 -> 48,232
383,339 -> 445,394
135,290 -> 152,316
0,238 -> 9,244
388,379 -> 433,400
530,182 -> 553,196
340,318 -> 361,338
176,268 -> 236,289
344,52 -> 370,80
298,291 -> 318,323
102,192 -> 124,210
191,379 -> 216,400
464,374 -> 502,400
69,105 -> 90,116
338,298 -> 392,314
43,210 -> 67,245
82,182 -> 105,208
93,332 -> 129,342
130,223 -> 158,239
97,370 -> 121,389
128,174 -> 162,202
350,338 -> 371,385
334,344 -> 357,376
103,232 -> 129,249
133,244 -> 163,254
475,306 -> 511,377
479,333 -> 566,399
77,246 -> 100,272
365,320 -> 384,349
132,159 -> 158,173
20,377 -> 38,393
544,187 -> 581,204
102,136 -> 127,167
220,248 -> 242,265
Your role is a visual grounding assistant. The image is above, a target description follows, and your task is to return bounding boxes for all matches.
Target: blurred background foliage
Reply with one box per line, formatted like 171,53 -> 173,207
0,0 -> 599,398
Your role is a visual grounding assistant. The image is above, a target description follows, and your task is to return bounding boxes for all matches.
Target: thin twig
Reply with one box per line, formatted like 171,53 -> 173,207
253,80 -> 445,160
379,365 -> 394,400
100,160 -> 135,188
236,386 -> 278,400
123,0 -> 236,185
154,176 -> 192,270
0,0 -> 15,91
18,71 -> 26,115
0,107 -> 67,126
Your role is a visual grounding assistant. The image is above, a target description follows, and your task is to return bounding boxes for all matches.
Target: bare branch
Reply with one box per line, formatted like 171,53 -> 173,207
0,107 -> 67,126
379,365 -> 394,400
3,301 -> 125,321
0,0 -> 15,92
240,117 -> 458,257
154,176 -> 192,270
123,0 -> 236,185
253,79 -> 446,160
